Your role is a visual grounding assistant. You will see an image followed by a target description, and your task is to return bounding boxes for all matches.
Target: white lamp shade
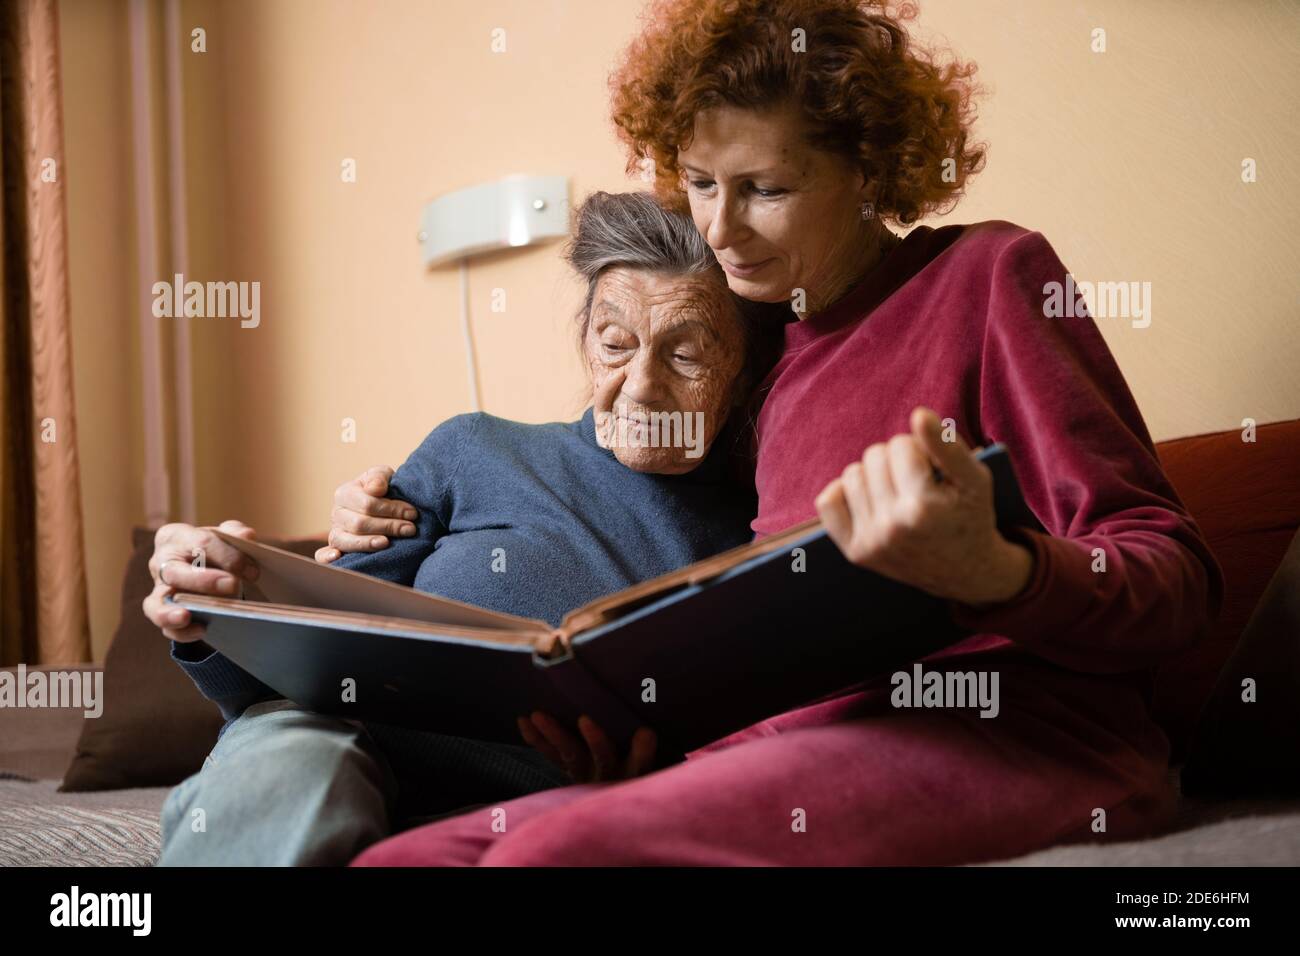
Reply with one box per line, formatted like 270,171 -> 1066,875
419,174 -> 570,267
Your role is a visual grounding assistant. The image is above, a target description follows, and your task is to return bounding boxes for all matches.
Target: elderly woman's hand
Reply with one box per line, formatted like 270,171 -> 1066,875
517,712 -> 658,783
315,465 -> 419,564
142,520 -> 261,642
815,406 -> 1034,608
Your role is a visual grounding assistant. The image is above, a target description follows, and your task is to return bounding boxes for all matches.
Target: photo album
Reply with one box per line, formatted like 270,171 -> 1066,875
172,446 -> 1041,757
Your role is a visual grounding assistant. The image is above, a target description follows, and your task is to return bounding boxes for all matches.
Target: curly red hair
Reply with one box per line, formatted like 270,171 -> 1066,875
608,0 -> 986,226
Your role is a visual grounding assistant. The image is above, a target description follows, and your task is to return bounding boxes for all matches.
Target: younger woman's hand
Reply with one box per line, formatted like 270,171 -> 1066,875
315,465 -> 419,563
814,406 -> 1034,607
517,712 -> 657,783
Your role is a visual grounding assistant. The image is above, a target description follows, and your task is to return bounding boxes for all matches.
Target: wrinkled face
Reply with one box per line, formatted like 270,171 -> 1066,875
678,99 -> 876,315
583,267 -> 746,474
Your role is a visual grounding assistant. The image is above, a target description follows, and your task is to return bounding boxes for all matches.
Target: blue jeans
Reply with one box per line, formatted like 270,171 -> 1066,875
157,699 -> 567,866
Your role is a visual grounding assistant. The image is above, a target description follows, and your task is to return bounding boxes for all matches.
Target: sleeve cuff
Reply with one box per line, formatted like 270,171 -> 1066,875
946,527 -> 1099,644
169,640 -> 277,718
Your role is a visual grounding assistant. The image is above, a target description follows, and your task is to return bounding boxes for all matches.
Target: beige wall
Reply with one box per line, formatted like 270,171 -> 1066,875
59,0 -> 1300,659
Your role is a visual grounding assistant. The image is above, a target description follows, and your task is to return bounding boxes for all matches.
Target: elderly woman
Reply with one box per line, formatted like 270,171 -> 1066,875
347,0 -> 1222,866
142,191 -> 783,865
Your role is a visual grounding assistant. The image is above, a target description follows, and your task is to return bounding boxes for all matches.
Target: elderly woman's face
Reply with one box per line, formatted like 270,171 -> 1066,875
677,99 -> 876,315
583,267 -> 745,475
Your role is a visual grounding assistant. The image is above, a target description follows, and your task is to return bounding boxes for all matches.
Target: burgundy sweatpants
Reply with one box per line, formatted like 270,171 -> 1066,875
349,651 -> 1177,866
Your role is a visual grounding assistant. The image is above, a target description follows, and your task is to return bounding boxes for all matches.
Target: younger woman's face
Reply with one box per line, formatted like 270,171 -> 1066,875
678,99 -> 882,316
583,267 -> 745,474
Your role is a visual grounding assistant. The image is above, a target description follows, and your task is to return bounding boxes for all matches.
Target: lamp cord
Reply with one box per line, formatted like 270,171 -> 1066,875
459,258 -> 483,412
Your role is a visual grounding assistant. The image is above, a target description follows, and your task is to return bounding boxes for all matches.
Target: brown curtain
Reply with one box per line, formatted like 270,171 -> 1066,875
0,0 -> 90,665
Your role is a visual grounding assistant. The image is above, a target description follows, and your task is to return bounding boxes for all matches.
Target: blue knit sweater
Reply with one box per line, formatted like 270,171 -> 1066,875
171,408 -> 757,734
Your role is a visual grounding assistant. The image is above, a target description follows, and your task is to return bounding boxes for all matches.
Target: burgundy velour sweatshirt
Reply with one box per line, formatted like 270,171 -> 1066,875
751,220 -> 1223,707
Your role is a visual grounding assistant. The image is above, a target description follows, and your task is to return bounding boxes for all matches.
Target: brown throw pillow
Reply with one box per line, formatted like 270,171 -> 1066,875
1181,526 -> 1300,798
60,526 -> 325,791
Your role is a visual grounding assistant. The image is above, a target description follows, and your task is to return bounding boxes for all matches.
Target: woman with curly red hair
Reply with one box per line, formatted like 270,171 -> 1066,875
349,0 -> 1221,865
